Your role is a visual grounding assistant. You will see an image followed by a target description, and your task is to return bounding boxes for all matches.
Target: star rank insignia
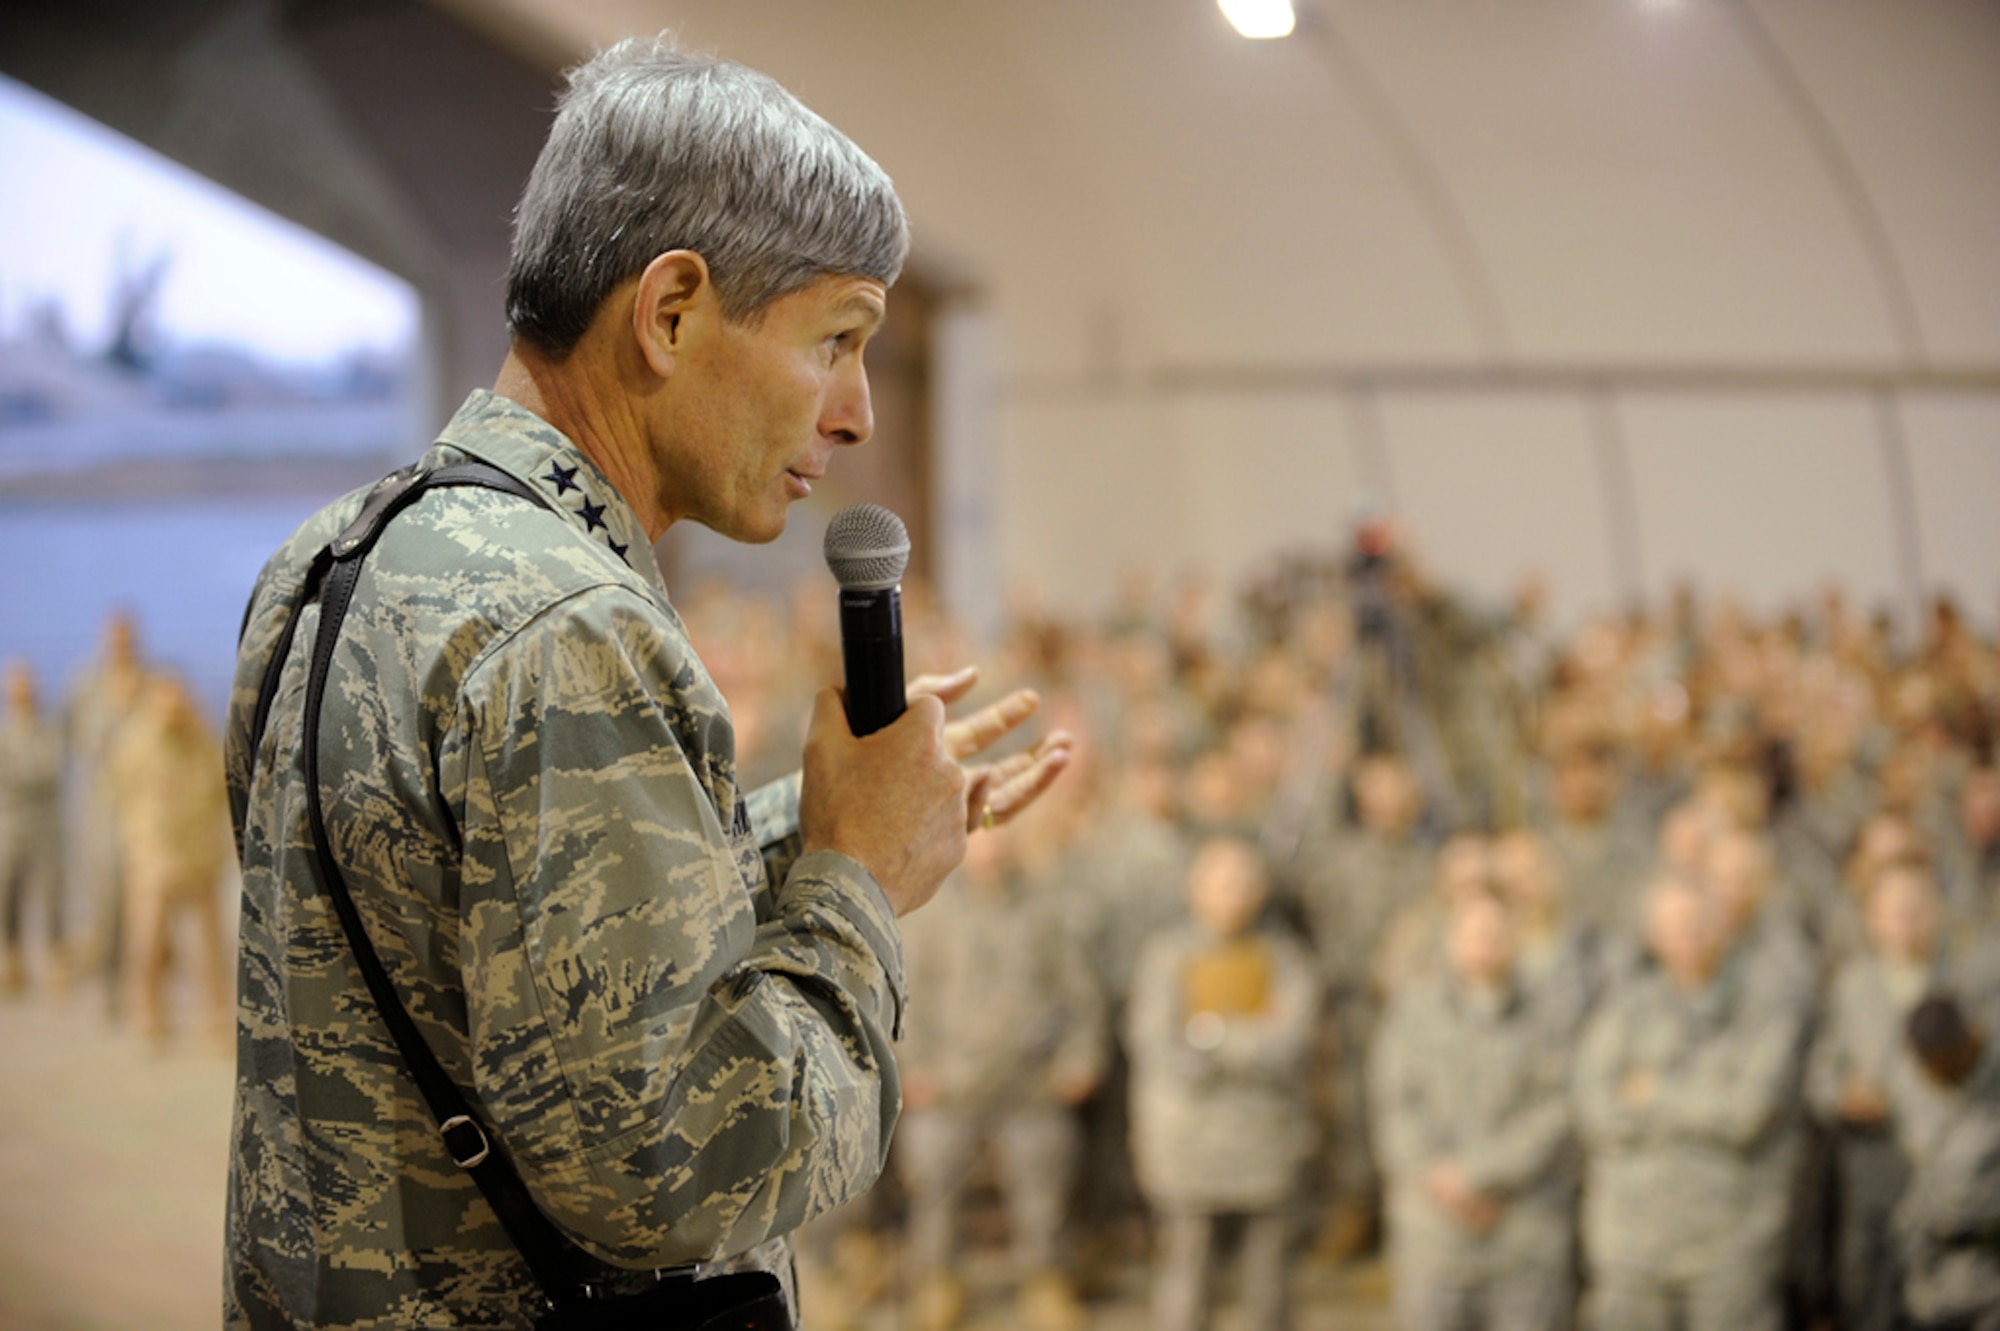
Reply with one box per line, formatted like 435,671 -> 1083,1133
543,462 -> 581,496
576,498 -> 608,532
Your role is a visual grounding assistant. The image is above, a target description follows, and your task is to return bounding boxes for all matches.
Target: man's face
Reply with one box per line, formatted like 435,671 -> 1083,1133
1868,868 -> 1939,962
1648,884 -> 1722,989
659,273 -> 885,543
1187,839 -> 1268,938
1447,896 -> 1514,991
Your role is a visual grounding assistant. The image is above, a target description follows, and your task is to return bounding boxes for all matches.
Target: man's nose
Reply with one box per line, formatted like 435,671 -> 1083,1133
824,363 -> 874,446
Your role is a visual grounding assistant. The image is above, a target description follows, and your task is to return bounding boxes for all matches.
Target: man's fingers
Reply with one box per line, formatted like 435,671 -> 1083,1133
964,768 -> 994,834
907,666 -> 979,708
806,685 -> 852,744
943,688 -> 1041,761
975,734 -> 1075,828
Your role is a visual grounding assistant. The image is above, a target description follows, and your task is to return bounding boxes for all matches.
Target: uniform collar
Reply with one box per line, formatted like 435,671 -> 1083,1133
435,388 -> 666,604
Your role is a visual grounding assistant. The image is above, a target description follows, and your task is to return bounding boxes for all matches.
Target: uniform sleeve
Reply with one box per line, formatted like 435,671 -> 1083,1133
1457,1041 -> 1574,1197
1209,937 -> 1320,1081
1126,934 -> 1204,1083
1805,969 -> 1858,1121
1368,991 -> 1433,1177
747,772 -> 805,887
1049,896 -> 1111,1092
451,586 -> 904,1269
1899,1113 -> 2000,1239
1571,996 -> 1646,1149
1649,1007 -> 1806,1151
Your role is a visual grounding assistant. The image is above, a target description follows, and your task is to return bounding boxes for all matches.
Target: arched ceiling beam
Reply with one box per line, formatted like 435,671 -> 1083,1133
1728,0 -> 1930,367
1297,4 -> 1516,364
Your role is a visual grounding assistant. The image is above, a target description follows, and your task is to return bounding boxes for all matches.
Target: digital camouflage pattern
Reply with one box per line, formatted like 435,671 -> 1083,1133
1371,974 -> 1577,1328
1126,924 -> 1320,1210
224,389 -> 906,1329
1894,1049 -> 2000,1328
1572,962 -> 1809,1331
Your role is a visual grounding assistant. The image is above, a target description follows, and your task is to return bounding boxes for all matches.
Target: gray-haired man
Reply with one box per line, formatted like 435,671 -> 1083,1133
225,39 -> 1069,1330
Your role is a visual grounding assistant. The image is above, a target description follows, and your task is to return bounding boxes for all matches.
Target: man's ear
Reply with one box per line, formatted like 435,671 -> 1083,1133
632,250 -> 711,379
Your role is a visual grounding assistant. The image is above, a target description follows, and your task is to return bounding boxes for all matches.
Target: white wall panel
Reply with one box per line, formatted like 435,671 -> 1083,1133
995,395 -> 1185,617
1902,395 -> 2000,632
1377,395 -> 1617,627
1618,394 -> 1899,615
1166,394 -> 1361,594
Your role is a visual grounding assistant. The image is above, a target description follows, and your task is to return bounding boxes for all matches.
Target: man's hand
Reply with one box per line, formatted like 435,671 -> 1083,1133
1423,1159 -> 1502,1234
1619,1068 -> 1658,1109
800,688 -> 968,917
798,666 -> 1075,918
1838,1076 -> 1889,1126
911,667 -> 1076,832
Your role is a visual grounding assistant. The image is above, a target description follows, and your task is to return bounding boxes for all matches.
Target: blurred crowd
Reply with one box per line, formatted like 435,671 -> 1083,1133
0,610 -> 233,1048
683,519 -> 2000,1331
5,521 -> 1998,1331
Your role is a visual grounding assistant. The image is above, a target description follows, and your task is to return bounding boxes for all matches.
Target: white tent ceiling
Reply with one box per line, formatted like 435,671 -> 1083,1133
441,0 -> 2000,381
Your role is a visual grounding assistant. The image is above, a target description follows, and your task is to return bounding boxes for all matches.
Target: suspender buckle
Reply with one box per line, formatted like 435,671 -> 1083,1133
440,1114 -> 491,1168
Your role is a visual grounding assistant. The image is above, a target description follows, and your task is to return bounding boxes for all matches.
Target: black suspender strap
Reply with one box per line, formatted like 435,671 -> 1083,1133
249,460 -> 790,1328
287,461 -> 606,1301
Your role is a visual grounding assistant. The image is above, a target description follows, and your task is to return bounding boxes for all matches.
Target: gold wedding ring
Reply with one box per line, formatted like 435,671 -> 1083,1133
981,806 -> 997,831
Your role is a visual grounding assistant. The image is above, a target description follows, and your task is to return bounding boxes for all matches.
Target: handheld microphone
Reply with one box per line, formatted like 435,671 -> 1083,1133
823,504 -> 910,737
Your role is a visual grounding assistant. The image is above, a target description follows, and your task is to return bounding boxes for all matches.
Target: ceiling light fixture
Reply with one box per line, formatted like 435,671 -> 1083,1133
1218,0 -> 1296,40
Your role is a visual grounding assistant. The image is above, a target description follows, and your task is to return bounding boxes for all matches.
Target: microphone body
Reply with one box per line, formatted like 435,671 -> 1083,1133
823,503 -> 912,737
838,585 -> 906,736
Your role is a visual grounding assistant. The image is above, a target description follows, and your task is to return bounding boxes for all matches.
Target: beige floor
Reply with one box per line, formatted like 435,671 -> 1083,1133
0,987 -> 1397,1331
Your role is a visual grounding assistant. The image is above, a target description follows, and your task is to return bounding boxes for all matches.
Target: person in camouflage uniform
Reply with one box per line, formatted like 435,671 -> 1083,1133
1129,834 -> 1321,1331
1573,876 -> 1810,1331
1293,751 -> 1434,1253
1372,892 -> 1578,1331
0,659 -> 67,996
62,609 -> 144,1010
1893,996 -> 2000,1331
1809,862 -> 1996,1331
109,673 -> 232,1045
894,825 -> 1106,1331
224,39 -> 1068,1331
1539,738 -> 1650,937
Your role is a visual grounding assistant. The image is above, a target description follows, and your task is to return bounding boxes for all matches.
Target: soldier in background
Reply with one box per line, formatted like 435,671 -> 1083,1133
1809,862 -> 1988,1331
895,824 -> 1106,1331
1295,750 -> 1434,1259
62,607 -> 144,1012
1704,830 -> 1818,1020
106,673 -> 232,1046
1492,828 -> 1634,1042
0,660 -> 68,996
1373,832 -> 1493,1000
1574,876 -> 1810,1331
1943,766 -> 2000,930
1893,995 -> 2000,1331
1128,834 -> 1320,1331
1539,737 -> 1650,936
1064,751 -> 1190,1256
1372,892 -> 1578,1330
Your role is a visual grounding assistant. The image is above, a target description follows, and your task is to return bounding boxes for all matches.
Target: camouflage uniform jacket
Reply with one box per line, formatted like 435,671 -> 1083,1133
223,390 -> 906,1329
1371,974 -> 1578,1279
1126,924 -> 1321,1209
1895,1051 -> 2000,1326
0,708 -> 62,830
897,870 -> 1107,1109
1572,963 -> 1809,1279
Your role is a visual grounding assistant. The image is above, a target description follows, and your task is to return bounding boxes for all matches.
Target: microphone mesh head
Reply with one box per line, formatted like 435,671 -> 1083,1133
823,503 -> 910,591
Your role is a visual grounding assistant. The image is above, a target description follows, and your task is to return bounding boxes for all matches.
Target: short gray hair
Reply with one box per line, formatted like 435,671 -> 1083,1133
506,38 -> 909,355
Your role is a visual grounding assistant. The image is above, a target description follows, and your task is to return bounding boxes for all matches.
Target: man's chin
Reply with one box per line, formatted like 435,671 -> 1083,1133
701,508 -> 789,546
